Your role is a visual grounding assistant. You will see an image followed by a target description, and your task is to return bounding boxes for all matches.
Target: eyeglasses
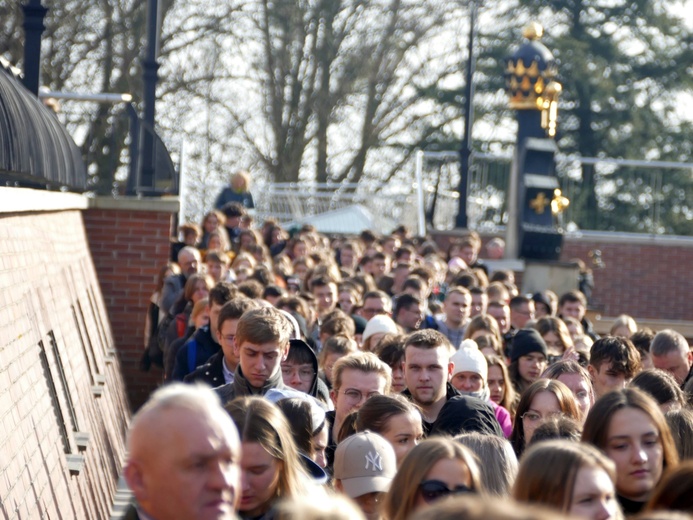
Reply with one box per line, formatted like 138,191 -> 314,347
419,480 -> 473,504
281,366 -> 316,381
521,411 -> 564,423
341,389 -> 381,402
361,307 -> 386,317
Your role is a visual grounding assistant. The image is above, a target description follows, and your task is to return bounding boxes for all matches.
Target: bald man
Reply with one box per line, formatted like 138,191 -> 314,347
123,384 -> 241,520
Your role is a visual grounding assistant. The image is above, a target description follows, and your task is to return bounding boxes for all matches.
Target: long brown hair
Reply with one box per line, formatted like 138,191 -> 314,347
486,354 -> 516,412
381,437 -> 483,520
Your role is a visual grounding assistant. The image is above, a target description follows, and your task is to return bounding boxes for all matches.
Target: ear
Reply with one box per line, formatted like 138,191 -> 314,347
688,351 -> 693,365
334,479 -> 344,493
587,364 -> 596,381
123,461 -> 148,504
330,389 -> 338,407
281,342 -> 290,362
447,361 -> 455,382
233,340 -> 241,358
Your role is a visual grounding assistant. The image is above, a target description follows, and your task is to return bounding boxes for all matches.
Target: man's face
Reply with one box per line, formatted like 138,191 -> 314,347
218,319 -> 240,370
459,245 -> 477,265
372,258 -> 389,278
360,297 -> 388,320
397,303 -> 424,331
313,283 -> 337,315
404,346 -> 453,406
470,293 -> 487,317
234,340 -> 289,389
511,301 -> 535,329
652,349 -> 693,385
588,361 -> 630,398
127,408 -> 241,520
179,251 -> 201,277
444,293 -> 471,327
330,369 -> 387,424
393,266 -> 411,286
280,360 -> 315,393
488,305 -> 510,333
560,300 -> 585,321
340,248 -> 356,268
209,303 -> 224,342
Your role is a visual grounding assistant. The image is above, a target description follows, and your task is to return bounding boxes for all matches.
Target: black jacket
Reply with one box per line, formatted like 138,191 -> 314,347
430,395 -> 504,437
402,382 -> 461,436
171,326 -> 221,381
184,350 -> 227,387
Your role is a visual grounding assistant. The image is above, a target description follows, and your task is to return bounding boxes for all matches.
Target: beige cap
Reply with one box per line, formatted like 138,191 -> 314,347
333,431 -> 397,498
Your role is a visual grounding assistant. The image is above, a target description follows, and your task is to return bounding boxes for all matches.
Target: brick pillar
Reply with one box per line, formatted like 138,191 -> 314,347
83,197 -> 178,410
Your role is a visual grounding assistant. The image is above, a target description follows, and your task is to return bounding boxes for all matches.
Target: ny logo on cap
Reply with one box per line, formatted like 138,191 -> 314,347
364,450 -> 382,471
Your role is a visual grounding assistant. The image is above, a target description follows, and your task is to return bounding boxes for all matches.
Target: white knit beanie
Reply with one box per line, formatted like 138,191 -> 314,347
450,339 -> 488,381
362,315 -> 399,342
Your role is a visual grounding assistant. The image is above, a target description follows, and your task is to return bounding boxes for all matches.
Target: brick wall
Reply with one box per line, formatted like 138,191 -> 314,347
83,198 -> 177,411
0,192 -> 131,519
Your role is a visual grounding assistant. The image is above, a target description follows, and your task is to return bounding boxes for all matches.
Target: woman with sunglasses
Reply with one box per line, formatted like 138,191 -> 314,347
510,379 -> 580,457
582,388 -> 679,515
381,437 -> 482,520
513,440 -> 619,520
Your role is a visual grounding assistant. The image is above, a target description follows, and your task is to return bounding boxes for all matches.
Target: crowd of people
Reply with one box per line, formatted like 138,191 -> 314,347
129,187 -> 693,520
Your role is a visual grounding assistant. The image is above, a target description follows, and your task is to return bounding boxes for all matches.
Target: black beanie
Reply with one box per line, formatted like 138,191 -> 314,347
511,329 -> 548,362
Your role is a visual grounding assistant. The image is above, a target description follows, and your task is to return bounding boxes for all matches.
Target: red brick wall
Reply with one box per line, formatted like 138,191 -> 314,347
83,200 -> 176,410
0,206 -> 130,519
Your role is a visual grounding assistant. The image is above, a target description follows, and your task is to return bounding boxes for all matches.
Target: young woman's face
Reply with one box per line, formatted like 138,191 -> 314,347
414,457 -> 473,511
208,235 -> 222,251
542,331 -> 564,356
522,390 -> 562,444
191,282 -> 209,304
487,365 -> 506,404
557,373 -> 593,422
193,310 -> 210,330
204,215 -> 219,233
605,407 -> 664,502
518,353 -> 547,383
239,442 -> 282,517
381,411 -> 424,467
569,465 -> 618,520
338,291 -> 355,314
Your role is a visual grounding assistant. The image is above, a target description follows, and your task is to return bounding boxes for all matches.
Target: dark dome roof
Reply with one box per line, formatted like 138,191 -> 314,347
0,60 -> 86,191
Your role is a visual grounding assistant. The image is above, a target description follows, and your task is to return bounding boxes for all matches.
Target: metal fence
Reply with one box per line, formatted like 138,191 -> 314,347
253,151 -> 693,236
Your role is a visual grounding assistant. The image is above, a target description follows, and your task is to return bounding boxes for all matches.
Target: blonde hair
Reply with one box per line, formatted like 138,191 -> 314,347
331,351 -> 391,393
382,437 -> 483,520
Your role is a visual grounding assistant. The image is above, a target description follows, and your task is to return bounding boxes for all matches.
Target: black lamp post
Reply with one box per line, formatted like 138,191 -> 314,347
22,0 -> 48,96
140,0 -> 161,192
455,0 -> 479,229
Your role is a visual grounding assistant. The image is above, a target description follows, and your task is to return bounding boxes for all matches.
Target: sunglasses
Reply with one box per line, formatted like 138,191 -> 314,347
419,480 -> 473,504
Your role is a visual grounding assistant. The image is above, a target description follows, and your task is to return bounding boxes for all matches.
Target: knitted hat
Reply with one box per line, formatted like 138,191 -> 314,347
450,339 -> 488,381
333,431 -> 397,498
362,315 -> 398,342
511,329 -> 548,362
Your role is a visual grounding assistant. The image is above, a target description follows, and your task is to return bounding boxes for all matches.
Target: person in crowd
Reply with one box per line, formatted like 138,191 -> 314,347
449,340 -> 512,437
542,360 -> 595,423
143,262 -> 180,369
318,335 -> 358,390
644,461 -> 693,513
533,316 -> 574,359
165,298 -> 210,380
280,339 -> 332,406
275,495 -> 366,520
630,369 -> 686,414
513,440 -> 619,520
664,408 -> 693,461
474,334 -> 503,357
582,387 -> 679,515
374,335 -> 407,393
311,275 -> 338,323
455,432 -> 517,497
357,290 -> 392,320
333,431 -> 398,520
164,274 -> 213,354
215,307 -> 293,404
226,397 -> 314,520
436,287 -> 472,349
337,284 -> 360,315
588,336 -> 641,399
361,315 -> 399,352
393,293 -> 425,333
326,351 -> 391,470
464,314 -> 503,345
408,495 -> 572,520
469,287 -> 488,318
650,329 -> 693,387
381,437 -> 483,520
205,250 -> 233,284
430,394 -> 504,438
611,315 -> 638,338
527,416 -> 583,445
402,330 -> 459,433
631,328 -> 657,371
161,246 -> 202,315
198,210 -> 225,249
185,298 -> 259,387
215,170 -> 255,211
487,300 -> 511,338
558,290 -> 599,341
532,290 -> 557,319
509,295 -> 535,331
510,379 -> 580,457
485,237 -> 505,260
508,329 -> 549,396
172,282 -> 236,381
448,233 -> 486,274
486,354 -> 517,414
220,202 -> 247,248
355,394 -> 424,466
123,384 -> 241,520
